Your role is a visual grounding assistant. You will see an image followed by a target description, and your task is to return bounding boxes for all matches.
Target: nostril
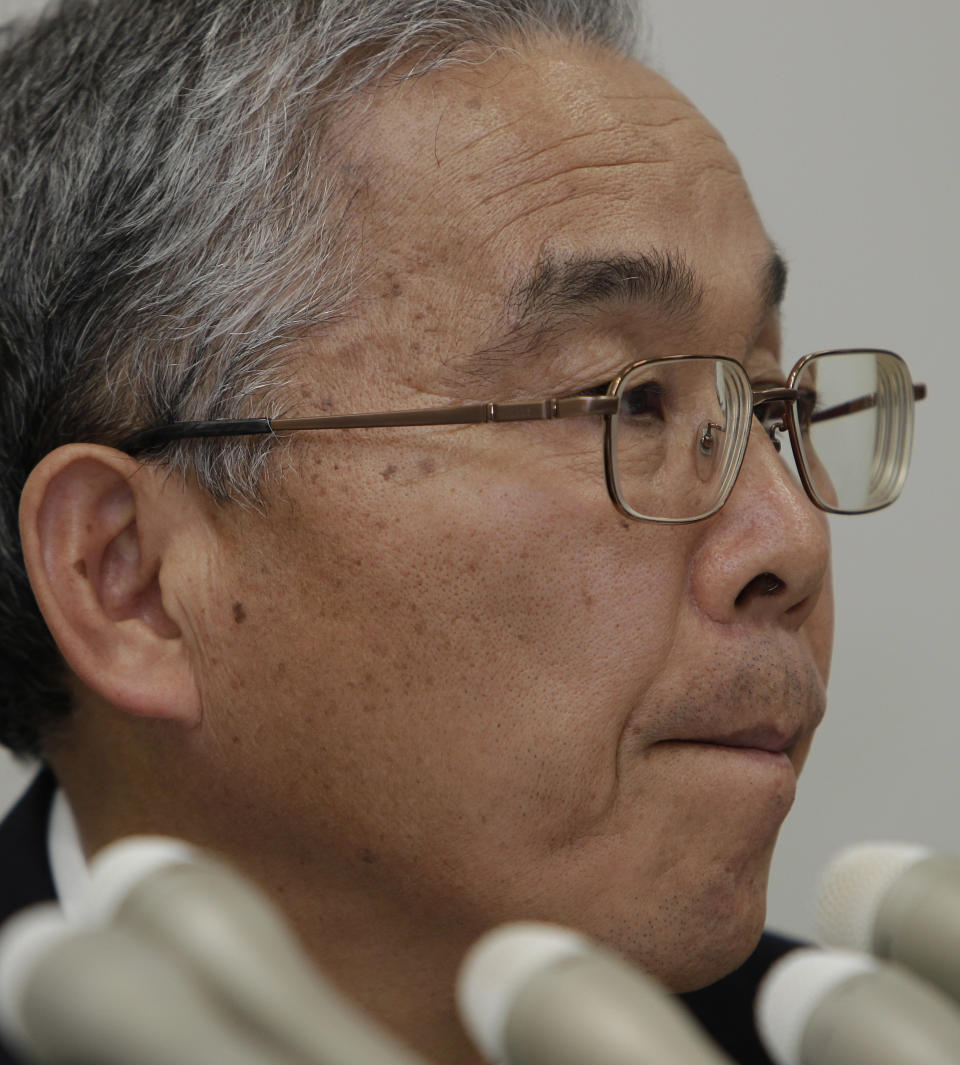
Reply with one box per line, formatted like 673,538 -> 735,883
735,571 -> 785,607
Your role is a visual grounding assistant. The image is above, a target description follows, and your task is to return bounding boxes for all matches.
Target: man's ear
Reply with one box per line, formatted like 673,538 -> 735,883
19,444 -> 202,724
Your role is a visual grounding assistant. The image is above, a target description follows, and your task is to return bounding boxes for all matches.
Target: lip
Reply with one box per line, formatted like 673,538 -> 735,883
630,653 -> 828,767
694,725 -> 802,755
652,724 -> 806,765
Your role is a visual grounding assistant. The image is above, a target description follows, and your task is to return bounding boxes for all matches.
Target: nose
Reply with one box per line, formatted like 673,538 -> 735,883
688,416 -> 831,629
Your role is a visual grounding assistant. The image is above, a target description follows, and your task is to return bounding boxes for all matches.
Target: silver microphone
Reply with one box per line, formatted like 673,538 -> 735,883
456,921 -> 734,1064
80,836 -> 433,1065
818,841 -> 960,1003
0,902 -> 300,1065
756,946 -> 960,1065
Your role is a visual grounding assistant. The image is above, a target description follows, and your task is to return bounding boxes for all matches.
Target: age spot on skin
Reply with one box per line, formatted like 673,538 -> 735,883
74,559 -> 87,577
232,601 -> 247,624
381,464 -> 398,481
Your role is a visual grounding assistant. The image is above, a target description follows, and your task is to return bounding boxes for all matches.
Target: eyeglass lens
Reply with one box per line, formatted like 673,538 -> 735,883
792,349 -> 915,513
609,358 -> 752,522
609,351 -> 916,521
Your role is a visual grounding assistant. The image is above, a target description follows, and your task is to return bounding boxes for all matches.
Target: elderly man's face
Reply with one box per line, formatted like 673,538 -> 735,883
195,40 -> 832,991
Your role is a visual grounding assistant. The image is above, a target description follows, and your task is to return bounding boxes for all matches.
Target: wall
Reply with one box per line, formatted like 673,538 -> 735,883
641,0 -> 959,938
1,0 -> 956,943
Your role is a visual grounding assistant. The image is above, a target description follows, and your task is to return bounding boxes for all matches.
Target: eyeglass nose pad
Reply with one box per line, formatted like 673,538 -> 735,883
697,420 -> 725,457
763,421 -> 784,453
695,420 -> 727,485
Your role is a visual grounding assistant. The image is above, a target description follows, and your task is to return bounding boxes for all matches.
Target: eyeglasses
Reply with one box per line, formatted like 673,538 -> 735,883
118,348 -> 926,524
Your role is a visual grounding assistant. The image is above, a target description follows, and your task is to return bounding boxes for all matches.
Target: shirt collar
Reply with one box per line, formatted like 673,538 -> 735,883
46,787 -> 90,920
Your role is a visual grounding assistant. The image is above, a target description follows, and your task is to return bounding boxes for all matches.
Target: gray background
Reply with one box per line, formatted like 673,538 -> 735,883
1,0 -> 957,944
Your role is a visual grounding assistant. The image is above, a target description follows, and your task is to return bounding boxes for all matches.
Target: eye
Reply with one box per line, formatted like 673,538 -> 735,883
795,387 -> 818,431
750,377 -> 789,427
579,380 -> 613,397
620,379 -> 667,420
578,377 -> 668,416
754,397 -> 786,433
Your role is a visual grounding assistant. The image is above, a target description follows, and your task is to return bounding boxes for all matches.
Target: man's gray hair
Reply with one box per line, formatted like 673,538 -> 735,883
0,0 -> 641,756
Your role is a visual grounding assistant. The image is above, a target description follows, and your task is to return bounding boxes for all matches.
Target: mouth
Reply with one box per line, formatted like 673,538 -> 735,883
695,725 -> 801,756
630,650 -> 827,775
656,724 -> 805,766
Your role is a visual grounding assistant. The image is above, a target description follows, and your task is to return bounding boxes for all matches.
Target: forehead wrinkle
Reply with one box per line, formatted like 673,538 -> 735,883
476,153 -> 675,211
448,71 -> 719,178
443,116 -> 527,162
599,108 -> 731,149
464,117 -> 741,239
469,108 -> 724,202
475,122 -> 624,177
475,185 -> 637,255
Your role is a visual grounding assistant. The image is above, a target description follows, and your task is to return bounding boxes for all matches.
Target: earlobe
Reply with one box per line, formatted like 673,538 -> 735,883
19,444 -> 202,724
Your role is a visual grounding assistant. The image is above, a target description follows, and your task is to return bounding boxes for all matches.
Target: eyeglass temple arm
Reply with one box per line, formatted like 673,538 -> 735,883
272,394 -> 618,428
808,382 -> 927,425
750,383 -> 927,426
116,395 -> 620,454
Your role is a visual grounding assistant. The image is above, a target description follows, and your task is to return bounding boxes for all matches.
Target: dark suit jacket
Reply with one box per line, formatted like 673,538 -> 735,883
0,772 -> 796,1064
0,770 -> 57,1065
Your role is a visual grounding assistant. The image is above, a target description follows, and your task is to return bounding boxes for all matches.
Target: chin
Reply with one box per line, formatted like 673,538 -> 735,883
657,863 -> 772,993
583,844 -> 774,995
667,909 -> 767,993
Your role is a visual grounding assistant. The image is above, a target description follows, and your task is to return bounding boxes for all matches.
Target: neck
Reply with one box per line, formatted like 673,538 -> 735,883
248,858 -> 489,1065
51,747 -> 488,1065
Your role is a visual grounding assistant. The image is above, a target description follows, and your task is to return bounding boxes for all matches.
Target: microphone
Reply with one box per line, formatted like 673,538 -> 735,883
456,921 -> 735,1064
817,842 -> 960,1003
0,902 -> 300,1065
755,946 -> 960,1065
78,836 -> 433,1065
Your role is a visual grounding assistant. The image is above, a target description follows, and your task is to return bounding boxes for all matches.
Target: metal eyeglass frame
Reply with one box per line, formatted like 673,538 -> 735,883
116,348 -> 926,524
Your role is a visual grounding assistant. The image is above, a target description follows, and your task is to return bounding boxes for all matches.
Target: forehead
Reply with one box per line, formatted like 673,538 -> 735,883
330,39 -> 773,387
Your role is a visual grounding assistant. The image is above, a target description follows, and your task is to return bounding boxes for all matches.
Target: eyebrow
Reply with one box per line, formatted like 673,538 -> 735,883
509,248 -> 705,337
760,249 -> 788,314
444,247 -> 788,388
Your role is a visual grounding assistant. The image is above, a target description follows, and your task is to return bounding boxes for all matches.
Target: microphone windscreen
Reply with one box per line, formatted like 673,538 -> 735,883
0,904 -> 70,1054
756,946 -> 960,1065
755,948 -> 876,1065
457,921 -> 734,1065
457,922 -> 592,1061
817,842 -> 931,950
0,905 -> 300,1065
81,835 -> 198,926
79,836 -> 433,1065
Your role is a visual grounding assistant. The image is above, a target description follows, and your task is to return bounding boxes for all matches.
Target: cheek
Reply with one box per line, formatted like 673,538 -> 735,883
284,441 -> 682,678
812,563 -> 835,682
204,464 -> 691,850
